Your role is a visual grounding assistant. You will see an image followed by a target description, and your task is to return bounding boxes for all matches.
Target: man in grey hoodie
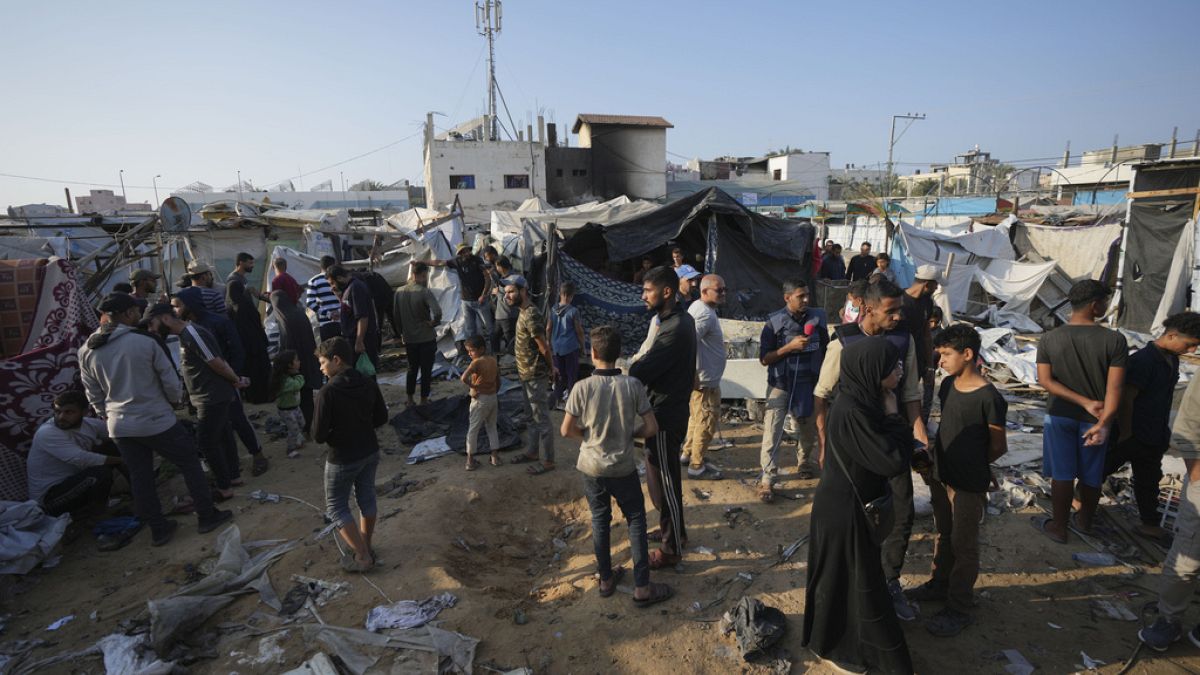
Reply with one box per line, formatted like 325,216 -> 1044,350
78,294 -> 232,546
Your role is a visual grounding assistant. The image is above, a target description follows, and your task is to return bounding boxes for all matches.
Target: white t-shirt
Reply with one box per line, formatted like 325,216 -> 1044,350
688,301 -> 726,387
26,418 -> 109,502
566,372 -> 652,478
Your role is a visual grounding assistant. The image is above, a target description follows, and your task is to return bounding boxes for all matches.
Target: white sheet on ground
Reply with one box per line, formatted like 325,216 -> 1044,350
0,501 -> 69,575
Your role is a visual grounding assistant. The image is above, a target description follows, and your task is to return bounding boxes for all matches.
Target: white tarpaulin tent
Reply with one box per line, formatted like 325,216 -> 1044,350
489,195 -> 659,239
1013,221 -> 1122,281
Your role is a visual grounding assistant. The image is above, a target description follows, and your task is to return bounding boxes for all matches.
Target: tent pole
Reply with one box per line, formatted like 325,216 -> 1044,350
1109,165 -> 1138,327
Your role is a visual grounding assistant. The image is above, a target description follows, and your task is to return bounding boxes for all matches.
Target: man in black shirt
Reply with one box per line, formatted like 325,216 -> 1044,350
1035,280 -> 1127,544
819,244 -> 846,280
904,265 -> 940,421
847,242 -> 876,282
1105,312 -> 1200,541
328,265 -> 381,370
432,243 -> 494,360
630,266 -> 696,570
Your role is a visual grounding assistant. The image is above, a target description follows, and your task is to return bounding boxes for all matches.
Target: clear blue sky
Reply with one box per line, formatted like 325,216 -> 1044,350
2,0 -> 1198,209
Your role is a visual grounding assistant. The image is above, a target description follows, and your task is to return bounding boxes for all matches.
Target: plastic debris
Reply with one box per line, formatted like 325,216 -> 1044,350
1001,649 -> 1034,675
1079,651 -> 1105,670
1073,552 -> 1117,567
291,575 -> 351,607
365,593 -> 458,632
46,615 -> 74,631
406,437 -> 454,465
249,490 -> 282,503
1091,598 -> 1138,621
1047,622 -> 1062,629
694,546 -> 715,556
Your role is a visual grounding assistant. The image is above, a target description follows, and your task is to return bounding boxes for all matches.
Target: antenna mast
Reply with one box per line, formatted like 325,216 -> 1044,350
476,1 -> 502,141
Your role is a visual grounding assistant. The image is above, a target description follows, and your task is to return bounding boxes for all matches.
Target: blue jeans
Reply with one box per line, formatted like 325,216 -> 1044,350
324,452 -> 380,529
459,299 -> 495,342
582,472 -> 650,588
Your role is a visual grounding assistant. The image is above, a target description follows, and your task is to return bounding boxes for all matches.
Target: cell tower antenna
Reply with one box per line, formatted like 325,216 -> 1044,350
475,1 -> 502,141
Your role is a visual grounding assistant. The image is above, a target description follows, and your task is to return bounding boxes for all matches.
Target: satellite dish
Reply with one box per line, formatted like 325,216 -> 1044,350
159,196 -> 192,232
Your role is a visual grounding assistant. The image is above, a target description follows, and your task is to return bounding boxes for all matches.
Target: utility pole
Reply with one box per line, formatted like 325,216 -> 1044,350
886,113 -> 925,197
152,174 -> 161,207
237,170 -> 244,202
476,0 -> 502,141
119,169 -> 126,201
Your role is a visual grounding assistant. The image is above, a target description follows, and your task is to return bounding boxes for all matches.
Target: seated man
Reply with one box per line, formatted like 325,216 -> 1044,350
27,391 -> 126,517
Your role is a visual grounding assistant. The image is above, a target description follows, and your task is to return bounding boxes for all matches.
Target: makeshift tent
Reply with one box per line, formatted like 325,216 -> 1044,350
1116,158 -> 1200,334
561,188 -> 816,319
1011,220 -> 1122,282
0,259 -> 99,501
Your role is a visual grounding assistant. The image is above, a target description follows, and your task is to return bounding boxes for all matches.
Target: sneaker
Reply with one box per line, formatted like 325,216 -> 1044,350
795,465 -> 819,480
906,580 -> 949,602
150,520 -> 178,547
1139,616 -> 1183,652
197,508 -> 234,534
888,580 -> 919,622
926,607 -> 973,637
687,465 -> 724,481
680,452 -> 689,464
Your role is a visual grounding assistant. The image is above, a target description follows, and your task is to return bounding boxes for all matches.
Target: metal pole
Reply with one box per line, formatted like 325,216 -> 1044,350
152,174 -> 161,207
119,169 -> 126,200
237,170 -> 244,202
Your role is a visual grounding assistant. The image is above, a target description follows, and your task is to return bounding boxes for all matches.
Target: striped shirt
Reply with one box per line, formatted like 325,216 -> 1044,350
306,272 -> 340,326
196,286 -> 226,314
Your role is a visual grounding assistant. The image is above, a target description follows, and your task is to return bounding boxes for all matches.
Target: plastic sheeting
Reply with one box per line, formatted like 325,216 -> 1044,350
1151,219 -> 1196,335
973,259 -> 1058,315
1012,221 -> 1122,281
1119,199 -> 1194,332
0,501 -> 69,574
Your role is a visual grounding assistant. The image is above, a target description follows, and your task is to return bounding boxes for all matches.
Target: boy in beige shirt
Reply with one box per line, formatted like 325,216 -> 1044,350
460,335 -> 499,470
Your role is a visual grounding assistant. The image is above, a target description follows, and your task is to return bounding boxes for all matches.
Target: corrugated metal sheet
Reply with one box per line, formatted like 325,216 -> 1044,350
571,114 -> 673,132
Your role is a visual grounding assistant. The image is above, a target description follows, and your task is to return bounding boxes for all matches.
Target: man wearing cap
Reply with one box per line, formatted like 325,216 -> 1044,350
506,274 -> 557,474
78,295 -> 233,546
676,265 -> 702,311
328,265 -> 381,370
431,244 -> 493,360
186,261 -> 227,314
130,269 -> 162,309
905,265 -> 941,421
153,297 -> 247,500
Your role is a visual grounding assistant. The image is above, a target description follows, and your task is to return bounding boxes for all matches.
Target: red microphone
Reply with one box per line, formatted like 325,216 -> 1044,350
803,318 -> 819,337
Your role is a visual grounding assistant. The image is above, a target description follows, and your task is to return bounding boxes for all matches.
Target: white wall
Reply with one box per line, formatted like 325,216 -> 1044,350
766,153 -> 830,201
424,139 -> 546,212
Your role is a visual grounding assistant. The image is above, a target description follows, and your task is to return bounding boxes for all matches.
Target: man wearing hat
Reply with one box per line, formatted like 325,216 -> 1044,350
675,264 -> 702,311
906,265 -> 942,421
505,274 -> 556,475
431,243 -> 493,361
186,261 -> 227,314
130,269 -> 162,309
78,295 -> 233,546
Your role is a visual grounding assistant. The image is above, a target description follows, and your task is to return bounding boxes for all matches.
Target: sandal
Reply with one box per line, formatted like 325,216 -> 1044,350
648,549 -> 681,570
490,452 -> 501,467
510,454 -> 539,465
1030,515 -> 1067,544
633,582 -> 674,608
1069,512 -> 1094,537
527,463 -> 555,476
599,566 -> 626,597
758,484 -> 775,504
251,455 -> 270,476
466,458 -> 480,471
340,553 -> 374,573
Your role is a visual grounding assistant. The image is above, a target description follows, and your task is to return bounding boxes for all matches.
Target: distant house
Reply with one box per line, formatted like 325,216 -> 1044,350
422,114 -> 547,214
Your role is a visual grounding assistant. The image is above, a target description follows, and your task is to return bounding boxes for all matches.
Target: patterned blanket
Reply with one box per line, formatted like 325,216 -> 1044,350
557,250 -> 652,355
0,260 -> 47,358
0,260 -> 98,501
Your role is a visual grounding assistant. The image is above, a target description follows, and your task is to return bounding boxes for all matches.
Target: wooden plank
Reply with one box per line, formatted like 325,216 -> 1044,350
1126,187 -> 1200,199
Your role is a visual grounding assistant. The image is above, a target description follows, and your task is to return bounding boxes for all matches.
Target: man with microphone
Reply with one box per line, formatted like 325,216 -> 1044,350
757,279 -> 828,502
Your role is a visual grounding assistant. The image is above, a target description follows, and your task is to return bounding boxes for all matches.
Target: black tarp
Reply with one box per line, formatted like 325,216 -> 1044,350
389,387 -> 525,453
1118,198 -> 1193,332
561,188 -> 815,318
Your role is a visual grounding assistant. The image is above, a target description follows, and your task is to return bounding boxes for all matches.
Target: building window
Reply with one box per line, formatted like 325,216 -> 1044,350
772,169 -> 782,180
572,168 -> 588,177
450,175 -> 475,190
555,169 -> 564,177
504,174 -> 529,189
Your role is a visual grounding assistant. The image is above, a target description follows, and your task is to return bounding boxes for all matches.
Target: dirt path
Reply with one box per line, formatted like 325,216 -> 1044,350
5,377 -> 1200,674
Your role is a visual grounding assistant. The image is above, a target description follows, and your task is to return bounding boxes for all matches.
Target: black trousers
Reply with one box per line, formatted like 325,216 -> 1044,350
881,469 -> 916,582
42,442 -> 128,517
406,340 -> 437,399
229,394 -> 263,457
196,399 -> 238,490
1105,437 -> 1166,526
645,418 -> 687,557
113,421 -> 216,534
318,322 -> 342,342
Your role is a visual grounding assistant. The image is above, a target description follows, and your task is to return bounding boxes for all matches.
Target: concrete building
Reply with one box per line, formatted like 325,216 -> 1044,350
422,114 -> 547,213
571,114 -> 672,201
75,189 -> 151,214
170,188 -> 411,214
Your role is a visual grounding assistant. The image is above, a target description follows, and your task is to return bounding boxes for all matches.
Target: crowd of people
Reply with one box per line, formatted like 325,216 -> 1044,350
24,239 -> 1200,672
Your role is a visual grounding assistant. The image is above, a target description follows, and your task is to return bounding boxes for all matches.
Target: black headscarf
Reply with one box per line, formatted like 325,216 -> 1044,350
828,337 -> 911,481
270,290 -> 321,389
226,279 -> 271,403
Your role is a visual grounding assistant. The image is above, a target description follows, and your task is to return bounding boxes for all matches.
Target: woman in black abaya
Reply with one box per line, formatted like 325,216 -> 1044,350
803,338 -> 914,675
226,280 -> 271,403
270,290 -> 321,433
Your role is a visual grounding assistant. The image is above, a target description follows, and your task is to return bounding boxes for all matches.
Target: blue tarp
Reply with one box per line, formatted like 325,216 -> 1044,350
921,197 -> 998,217
1072,190 -> 1125,206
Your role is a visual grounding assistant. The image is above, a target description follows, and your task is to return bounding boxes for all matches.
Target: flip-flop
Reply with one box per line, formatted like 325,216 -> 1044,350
527,463 -> 555,476
599,566 -> 626,597
648,549 -> 681,570
510,454 -> 539,465
1068,513 -> 1095,537
340,553 -> 374,573
490,453 -> 501,467
1030,515 -> 1068,544
633,582 -> 674,608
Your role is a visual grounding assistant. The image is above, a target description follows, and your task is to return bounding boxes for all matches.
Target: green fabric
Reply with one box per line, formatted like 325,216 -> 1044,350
356,353 -> 377,377
277,374 -> 304,409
